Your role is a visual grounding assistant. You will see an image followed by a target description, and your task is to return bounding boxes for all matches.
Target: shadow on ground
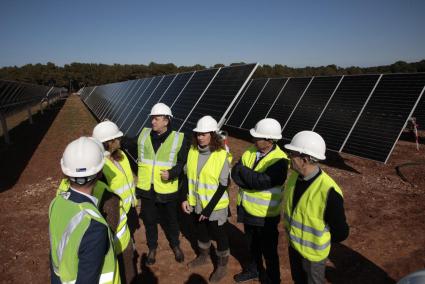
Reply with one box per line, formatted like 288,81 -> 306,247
0,100 -> 65,192
327,243 -> 395,284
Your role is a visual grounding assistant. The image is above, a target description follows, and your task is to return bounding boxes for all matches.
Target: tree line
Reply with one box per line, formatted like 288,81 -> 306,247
0,60 -> 424,91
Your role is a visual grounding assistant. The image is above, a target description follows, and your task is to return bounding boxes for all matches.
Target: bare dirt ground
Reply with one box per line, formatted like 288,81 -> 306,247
0,95 -> 424,283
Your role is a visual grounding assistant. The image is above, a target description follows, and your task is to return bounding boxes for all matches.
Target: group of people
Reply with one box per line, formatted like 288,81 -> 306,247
49,102 -> 349,284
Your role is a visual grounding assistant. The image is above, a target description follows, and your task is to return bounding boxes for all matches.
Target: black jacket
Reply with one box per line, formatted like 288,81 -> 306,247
231,144 -> 289,226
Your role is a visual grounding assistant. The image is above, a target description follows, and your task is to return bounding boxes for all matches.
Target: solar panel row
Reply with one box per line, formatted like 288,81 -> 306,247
80,64 -> 258,142
224,73 -> 425,163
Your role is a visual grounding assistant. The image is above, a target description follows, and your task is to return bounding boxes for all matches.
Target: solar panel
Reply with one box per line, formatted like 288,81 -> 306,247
241,78 -> 288,129
266,77 -> 312,133
313,74 -> 381,151
134,74 -> 177,133
121,77 -> 163,136
170,68 -> 219,131
282,76 -> 343,140
109,80 -> 143,122
225,78 -> 268,128
179,63 -> 258,133
342,73 -> 425,162
159,72 -> 194,107
101,80 -> 138,121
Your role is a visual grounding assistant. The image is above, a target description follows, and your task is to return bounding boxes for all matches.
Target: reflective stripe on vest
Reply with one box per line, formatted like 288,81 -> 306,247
237,145 -> 288,217
49,193 -> 120,284
187,147 -> 229,211
137,128 -> 184,194
283,170 -> 343,262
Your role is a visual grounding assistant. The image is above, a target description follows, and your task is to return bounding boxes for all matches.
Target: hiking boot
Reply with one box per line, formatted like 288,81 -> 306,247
145,248 -> 156,266
188,247 -> 210,268
233,269 -> 259,283
209,254 -> 229,283
172,245 -> 184,263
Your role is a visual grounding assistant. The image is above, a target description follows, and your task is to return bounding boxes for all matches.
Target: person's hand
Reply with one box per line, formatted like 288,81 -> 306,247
198,215 -> 208,222
181,201 -> 193,214
160,170 -> 170,181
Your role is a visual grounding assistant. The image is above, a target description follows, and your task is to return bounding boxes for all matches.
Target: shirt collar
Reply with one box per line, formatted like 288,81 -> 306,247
70,187 -> 99,206
301,166 -> 320,181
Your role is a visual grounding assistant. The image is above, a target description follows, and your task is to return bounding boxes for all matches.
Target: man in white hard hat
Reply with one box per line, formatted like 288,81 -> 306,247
136,102 -> 188,265
283,131 -> 349,284
231,118 -> 289,284
49,137 -> 120,284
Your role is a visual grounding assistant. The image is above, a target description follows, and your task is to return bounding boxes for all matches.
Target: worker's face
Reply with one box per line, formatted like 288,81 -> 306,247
151,115 -> 169,133
253,137 -> 273,153
288,151 -> 306,174
196,132 -> 211,147
107,138 -> 121,153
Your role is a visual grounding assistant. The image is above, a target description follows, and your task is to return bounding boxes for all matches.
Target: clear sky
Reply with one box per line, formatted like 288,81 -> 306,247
1,0 -> 424,68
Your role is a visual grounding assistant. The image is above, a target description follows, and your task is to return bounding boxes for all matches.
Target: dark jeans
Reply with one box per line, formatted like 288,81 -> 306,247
193,214 -> 229,252
244,221 -> 280,284
140,197 -> 180,249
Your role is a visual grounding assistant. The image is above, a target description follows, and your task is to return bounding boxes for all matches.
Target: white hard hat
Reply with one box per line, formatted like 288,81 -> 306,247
250,118 -> 282,140
92,120 -> 123,143
60,137 -> 105,178
150,103 -> 173,117
193,115 -> 219,133
397,269 -> 425,284
284,131 -> 326,160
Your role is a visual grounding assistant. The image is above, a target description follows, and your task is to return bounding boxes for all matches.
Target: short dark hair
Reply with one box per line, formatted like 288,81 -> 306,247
191,132 -> 224,152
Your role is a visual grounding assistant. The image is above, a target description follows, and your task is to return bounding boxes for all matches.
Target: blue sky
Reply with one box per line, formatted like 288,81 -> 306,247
1,0 -> 424,68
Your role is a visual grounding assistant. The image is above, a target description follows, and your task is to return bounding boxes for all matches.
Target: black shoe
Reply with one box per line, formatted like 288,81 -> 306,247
145,248 -> 156,265
172,245 -> 184,263
233,270 -> 259,283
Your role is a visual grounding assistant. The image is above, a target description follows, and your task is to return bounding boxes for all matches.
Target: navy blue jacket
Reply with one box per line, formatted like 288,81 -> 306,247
50,189 -> 109,284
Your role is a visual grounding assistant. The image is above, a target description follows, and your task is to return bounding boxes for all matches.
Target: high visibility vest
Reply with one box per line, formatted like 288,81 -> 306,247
49,193 -> 120,284
187,147 -> 229,211
57,179 -> 131,254
237,145 -> 288,218
103,150 -> 137,213
137,128 -> 184,194
283,170 -> 344,262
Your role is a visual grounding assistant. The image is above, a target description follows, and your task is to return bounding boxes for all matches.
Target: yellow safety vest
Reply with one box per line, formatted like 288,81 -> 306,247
137,128 -> 184,194
237,145 -> 288,217
49,192 -> 120,284
283,170 -> 344,261
187,147 -> 229,211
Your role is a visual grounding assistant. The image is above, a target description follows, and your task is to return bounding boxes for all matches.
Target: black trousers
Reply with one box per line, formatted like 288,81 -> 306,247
244,222 -> 280,284
140,197 -> 180,249
193,214 -> 229,251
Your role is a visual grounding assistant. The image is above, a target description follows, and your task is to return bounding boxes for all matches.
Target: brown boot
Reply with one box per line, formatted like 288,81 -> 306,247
188,247 -> 210,268
209,250 -> 229,283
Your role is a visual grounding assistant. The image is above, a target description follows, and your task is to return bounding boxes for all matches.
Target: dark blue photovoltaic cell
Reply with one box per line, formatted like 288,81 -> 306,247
241,78 -> 288,129
313,75 -> 380,151
181,63 -> 257,133
266,77 -> 312,132
225,78 -> 268,128
102,80 -> 139,121
159,72 -> 194,107
121,77 -> 162,136
171,68 -> 219,131
282,76 -> 342,140
342,73 -> 425,162
110,80 -> 144,123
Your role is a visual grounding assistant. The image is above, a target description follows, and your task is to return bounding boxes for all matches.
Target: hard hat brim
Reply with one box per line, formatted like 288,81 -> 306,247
284,143 -> 326,160
250,128 -> 282,140
98,131 -> 124,143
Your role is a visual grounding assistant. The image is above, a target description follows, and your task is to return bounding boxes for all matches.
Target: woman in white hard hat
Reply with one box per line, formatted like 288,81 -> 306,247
181,115 -> 231,283
283,131 -> 349,284
93,120 -> 138,284
231,118 -> 289,284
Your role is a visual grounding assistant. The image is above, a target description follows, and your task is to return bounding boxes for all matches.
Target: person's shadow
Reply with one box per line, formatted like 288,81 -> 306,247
326,243 -> 395,284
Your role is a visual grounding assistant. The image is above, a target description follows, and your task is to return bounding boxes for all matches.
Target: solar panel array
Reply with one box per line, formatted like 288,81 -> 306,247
0,80 -> 64,117
224,73 -> 425,163
80,63 -> 258,160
